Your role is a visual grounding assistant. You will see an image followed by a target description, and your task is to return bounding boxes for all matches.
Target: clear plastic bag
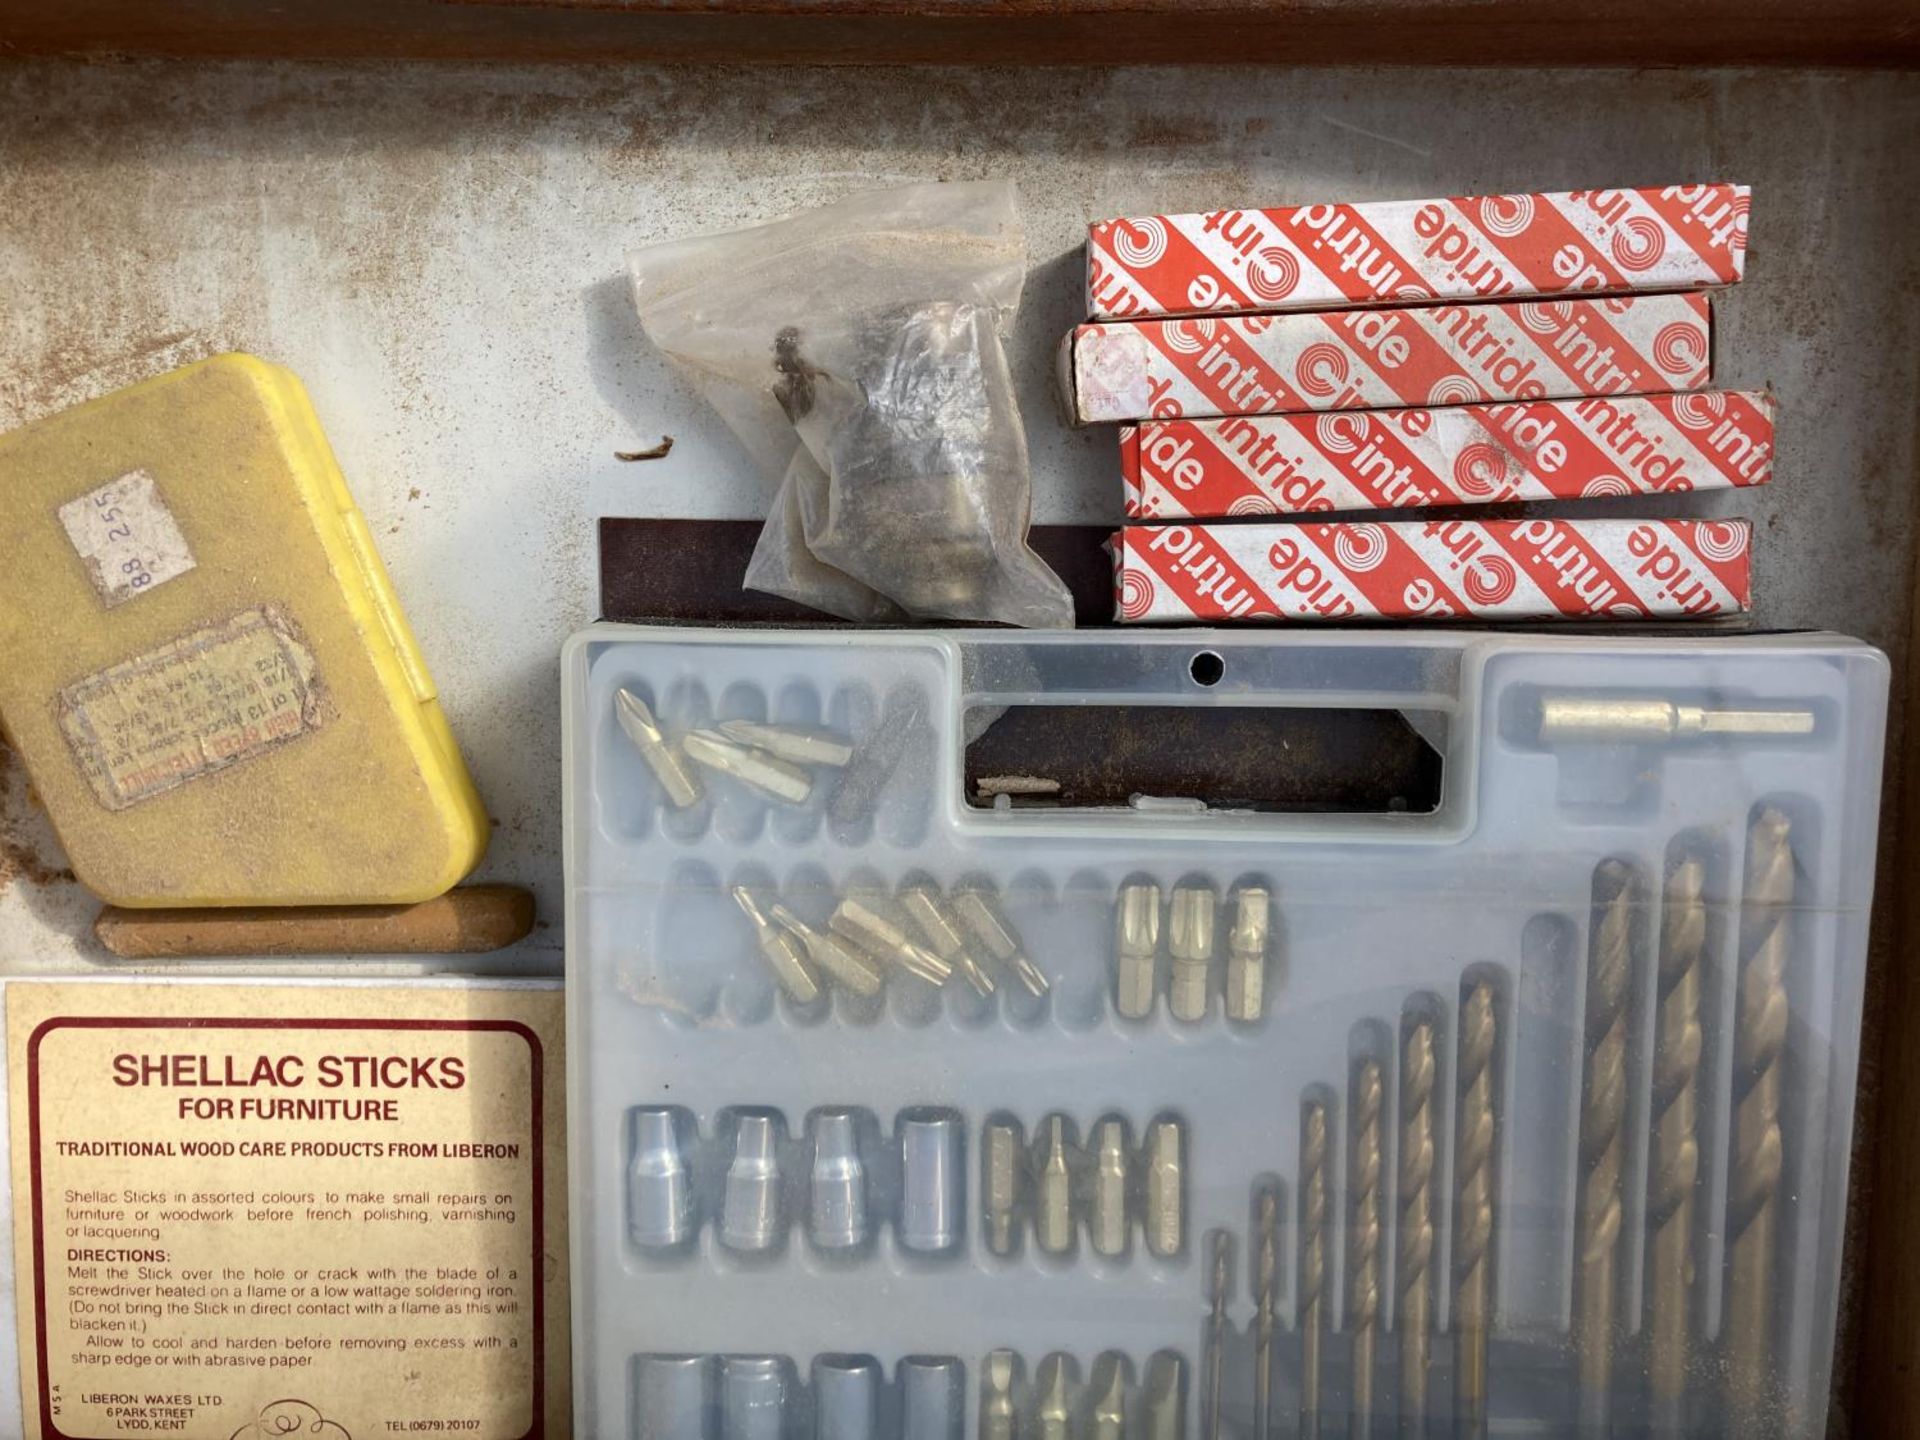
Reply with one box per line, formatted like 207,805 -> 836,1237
630,180 -> 1072,628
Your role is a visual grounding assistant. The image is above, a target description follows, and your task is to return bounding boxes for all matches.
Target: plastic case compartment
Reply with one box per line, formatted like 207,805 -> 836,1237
563,625 -> 1886,1440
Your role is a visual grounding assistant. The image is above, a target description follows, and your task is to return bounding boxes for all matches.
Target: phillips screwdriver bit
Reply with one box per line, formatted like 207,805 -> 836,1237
900,884 -> 996,997
1035,1115 -> 1076,1256
954,887 -> 1050,997
1537,695 -> 1814,746
1143,1352 -> 1186,1440
984,1119 -> 1024,1257
683,729 -> 814,805
1090,1118 -> 1131,1259
981,1351 -> 1018,1440
1116,882 -> 1162,1020
732,887 -> 821,1005
615,688 -> 702,809
1036,1355 -> 1075,1440
1091,1353 -> 1131,1440
1144,1117 -> 1185,1259
1168,885 -> 1216,1023
829,898 -> 952,986
769,904 -> 886,999
1226,886 -> 1270,1023
721,1113 -> 783,1253
716,718 -> 854,768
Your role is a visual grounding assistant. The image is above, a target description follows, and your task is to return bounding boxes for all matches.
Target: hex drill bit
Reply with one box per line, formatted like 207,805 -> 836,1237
1143,1352 -> 1186,1440
1348,1060 -> 1384,1438
984,1119 -> 1024,1257
716,717 -> 854,767
1454,983 -> 1498,1440
1646,857 -> 1706,1432
615,688 -> 701,808
732,886 -> 822,1005
1254,1185 -> 1280,1440
981,1350 -> 1018,1440
1091,1117 -> 1132,1258
770,903 -> 886,999
1168,884 -> 1216,1023
1727,810 -> 1793,1431
1227,886 -> 1271,1022
1091,1353 -> 1130,1440
1299,1101 -> 1330,1440
1037,1354 -> 1075,1440
1398,1018 -> 1437,1436
901,884 -> 996,997
1575,861 -> 1635,1433
1144,1117 -> 1186,1259
1206,1231 -> 1232,1440
830,897 -> 952,986
954,887 -> 1050,998
1035,1115 -> 1076,1256
683,728 -> 813,805
1117,882 -> 1162,1019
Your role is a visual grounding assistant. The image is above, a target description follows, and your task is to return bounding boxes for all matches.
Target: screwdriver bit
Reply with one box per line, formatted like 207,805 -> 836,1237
1537,695 -> 1815,746
716,718 -> 854,768
1035,1115 -> 1076,1256
732,887 -> 821,1005
981,1351 -> 1018,1440
628,1107 -> 693,1249
1728,809 -> 1793,1431
954,887 -> 1050,998
1226,886 -> 1270,1023
1299,1102 -> 1330,1440
1205,1232 -> 1231,1440
1254,1185 -> 1279,1440
1143,1353 -> 1186,1440
830,898 -> 952,986
615,688 -> 702,808
1036,1355 -> 1075,1440
1116,882 -> 1161,1020
1399,1018 -> 1437,1434
1144,1118 -> 1185,1259
1168,885 -> 1216,1023
901,884 -> 996,997
769,904 -> 886,999
984,1119 -> 1024,1257
721,1113 -> 783,1253
1454,984 -> 1498,1440
1576,861 -> 1635,1433
1090,1118 -> 1131,1259
1348,1059 -> 1384,1439
809,1109 -> 867,1251
1648,858 -> 1706,1431
1091,1353 -> 1130,1440
683,729 -> 814,805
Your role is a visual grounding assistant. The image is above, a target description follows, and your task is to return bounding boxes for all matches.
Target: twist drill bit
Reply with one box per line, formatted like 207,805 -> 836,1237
1037,1355 -> 1075,1440
982,1350 -> 1018,1440
1226,886 -> 1271,1022
1091,1353 -> 1130,1440
716,718 -> 854,768
1398,1019 -> 1437,1437
770,904 -> 886,999
1575,861 -> 1635,1433
1168,885 -> 1216,1023
830,897 -> 952,986
1727,810 -> 1792,1431
1349,1060 -> 1384,1439
1647,857 -> 1707,1431
683,729 -> 813,804
1299,1102 -> 1330,1440
731,886 -> 822,1005
1454,983 -> 1498,1440
1536,696 -> 1815,746
901,884 -> 996,997
1206,1232 -> 1232,1440
615,688 -> 702,808
984,1119 -> 1024,1257
1036,1115 -> 1076,1256
1091,1118 -> 1132,1258
1144,1118 -> 1186,1259
1143,1352 -> 1186,1440
1117,882 -> 1162,1019
955,888 -> 1050,997
1254,1185 -> 1280,1440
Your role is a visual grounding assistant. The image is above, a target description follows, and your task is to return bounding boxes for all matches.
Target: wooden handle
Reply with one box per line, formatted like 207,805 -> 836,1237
94,885 -> 536,958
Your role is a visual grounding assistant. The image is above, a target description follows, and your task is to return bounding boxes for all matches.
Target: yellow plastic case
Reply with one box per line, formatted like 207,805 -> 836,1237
0,354 -> 489,907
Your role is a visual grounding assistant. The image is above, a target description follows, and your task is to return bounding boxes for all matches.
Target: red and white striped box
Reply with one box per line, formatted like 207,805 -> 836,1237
1065,293 -> 1712,425
1086,184 -> 1749,321
1121,390 -> 1773,520
1112,517 -> 1751,623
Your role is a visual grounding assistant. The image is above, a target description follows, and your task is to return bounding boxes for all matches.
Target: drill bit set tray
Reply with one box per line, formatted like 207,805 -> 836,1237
563,626 -> 1886,1440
